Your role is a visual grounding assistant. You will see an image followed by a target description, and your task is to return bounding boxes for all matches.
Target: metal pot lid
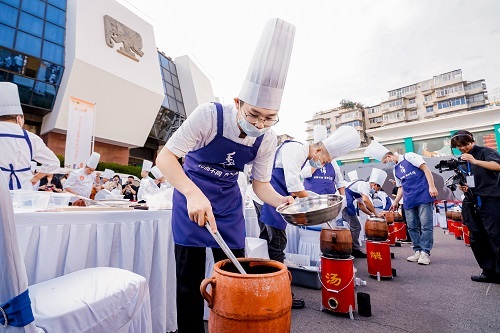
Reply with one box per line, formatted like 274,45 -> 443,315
367,216 -> 386,222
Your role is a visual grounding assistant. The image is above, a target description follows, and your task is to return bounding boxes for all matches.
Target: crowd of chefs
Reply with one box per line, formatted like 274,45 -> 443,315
2,16 -> 499,333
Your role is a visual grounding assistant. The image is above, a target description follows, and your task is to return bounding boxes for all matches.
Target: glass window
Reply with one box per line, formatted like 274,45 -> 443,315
32,81 -> 56,109
169,60 -> 177,75
426,106 -> 434,113
177,102 -> 185,116
165,82 -> 175,98
385,142 -> 406,156
167,96 -> 177,112
15,32 -> 42,57
23,56 -> 40,78
2,0 -> 20,7
44,22 -> 65,45
11,74 -> 34,104
46,4 -> 65,27
162,68 -> 171,83
172,74 -> 180,88
37,61 -> 62,84
21,0 -> 46,18
159,54 -> 169,69
0,3 -> 18,27
19,12 -> 44,37
0,69 -> 11,81
161,95 -> 169,108
174,87 -> 182,102
47,0 -> 66,10
42,41 -> 63,64
0,24 -> 15,48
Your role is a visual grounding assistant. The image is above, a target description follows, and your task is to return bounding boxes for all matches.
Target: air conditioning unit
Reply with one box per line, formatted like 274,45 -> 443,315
423,101 -> 428,105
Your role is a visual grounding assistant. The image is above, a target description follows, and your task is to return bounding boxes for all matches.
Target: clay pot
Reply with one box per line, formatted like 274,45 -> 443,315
394,211 -> 403,222
452,211 -> 462,221
320,227 -> 353,259
445,211 -> 453,219
365,215 -> 389,241
201,258 -> 292,333
380,211 -> 394,224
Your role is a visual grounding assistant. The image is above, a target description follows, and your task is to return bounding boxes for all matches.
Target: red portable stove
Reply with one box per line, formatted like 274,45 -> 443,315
366,240 -> 393,279
387,224 -> 396,246
393,222 -> 407,242
451,221 -> 462,240
462,225 -> 470,246
320,255 -> 355,315
447,219 -> 455,235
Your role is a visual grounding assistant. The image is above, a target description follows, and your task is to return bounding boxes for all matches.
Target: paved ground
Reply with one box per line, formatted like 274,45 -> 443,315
289,227 -> 500,333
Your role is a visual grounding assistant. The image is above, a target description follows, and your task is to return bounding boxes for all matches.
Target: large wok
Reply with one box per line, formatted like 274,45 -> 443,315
276,194 -> 343,227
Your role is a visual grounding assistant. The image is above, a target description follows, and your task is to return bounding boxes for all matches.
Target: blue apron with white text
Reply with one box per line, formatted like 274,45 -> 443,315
345,180 -> 362,216
171,103 -> 263,249
394,155 -> 433,209
260,141 -> 307,230
0,130 -> 33,190
304,163 -> 336,195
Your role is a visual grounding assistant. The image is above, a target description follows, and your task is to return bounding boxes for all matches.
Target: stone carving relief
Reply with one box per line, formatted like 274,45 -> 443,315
103,15 -> 144,62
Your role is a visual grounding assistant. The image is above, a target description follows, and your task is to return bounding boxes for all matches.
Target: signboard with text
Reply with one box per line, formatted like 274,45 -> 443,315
64,96 -> 95,169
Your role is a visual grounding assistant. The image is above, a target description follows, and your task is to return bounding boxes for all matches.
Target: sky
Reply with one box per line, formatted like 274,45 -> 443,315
117,0 -> 500,140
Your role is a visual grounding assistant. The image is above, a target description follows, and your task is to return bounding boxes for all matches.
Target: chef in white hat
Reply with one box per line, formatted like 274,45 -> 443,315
368,168 -> 392,213
347,170 -> 359,182
259,125 -> 360,299
301,125 -> 347,196
137,160 -> 158,202
155,18 -> 296,331
151,165 -> 172,190
64,152 -> 101,198
368,141 -> 438,265
0,82 -> 60,190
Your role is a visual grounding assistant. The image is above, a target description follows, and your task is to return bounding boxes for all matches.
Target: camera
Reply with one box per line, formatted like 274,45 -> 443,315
434,157 -> 468,192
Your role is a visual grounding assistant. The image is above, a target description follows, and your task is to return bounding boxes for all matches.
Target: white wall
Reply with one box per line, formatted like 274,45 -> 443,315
174,55 -> 215,117
42,0 -> 164,147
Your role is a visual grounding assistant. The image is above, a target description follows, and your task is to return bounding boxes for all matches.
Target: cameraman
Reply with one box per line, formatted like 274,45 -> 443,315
122,176 -> 138,200
452,130 -> 500,283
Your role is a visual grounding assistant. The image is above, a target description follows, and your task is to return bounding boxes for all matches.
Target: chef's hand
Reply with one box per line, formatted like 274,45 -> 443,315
389,203 -> 398,212
186,190 -> 217,232
280,195 -> 294,206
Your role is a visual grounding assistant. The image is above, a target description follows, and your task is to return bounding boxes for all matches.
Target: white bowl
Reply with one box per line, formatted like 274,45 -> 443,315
104,194 -> 125,200
10,190 -> 51,211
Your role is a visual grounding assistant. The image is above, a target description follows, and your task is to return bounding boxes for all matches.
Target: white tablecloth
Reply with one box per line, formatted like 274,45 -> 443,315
15,209 -> 176,333
16,207 -> 261,333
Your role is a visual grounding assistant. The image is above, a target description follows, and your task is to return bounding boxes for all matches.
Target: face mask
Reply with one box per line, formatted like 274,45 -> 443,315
238,117 -> 270,137
369,188 -> 375,195
309,158 -> 323,169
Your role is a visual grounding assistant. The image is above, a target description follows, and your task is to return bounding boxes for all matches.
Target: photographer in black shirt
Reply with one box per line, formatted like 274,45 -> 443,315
122,176 -> 138,201
451,130 -> 500,283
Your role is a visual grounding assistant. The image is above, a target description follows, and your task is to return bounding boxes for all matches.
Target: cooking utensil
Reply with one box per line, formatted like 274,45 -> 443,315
205,221 -> 247,275
276,194 -> 343,227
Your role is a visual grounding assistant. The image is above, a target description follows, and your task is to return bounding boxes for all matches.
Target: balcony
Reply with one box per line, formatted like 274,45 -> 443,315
382,117 -> 406,125
424,110 -> 436,118
406,101 -> 418,109
435,103 -> 468,115
464,85 -> 486,96
432,76 -> 463,89
407,112 -> 419,121
435,90 -> 465,100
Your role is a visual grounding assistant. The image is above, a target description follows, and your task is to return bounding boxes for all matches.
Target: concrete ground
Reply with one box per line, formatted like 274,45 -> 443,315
289,228 -> 500,333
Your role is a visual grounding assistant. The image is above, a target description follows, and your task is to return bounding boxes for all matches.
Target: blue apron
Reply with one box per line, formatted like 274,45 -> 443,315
172,103 -> 263,249
260,141 -> 307,230
0,130 -> 33,190
345,180 -> 362,216
371,192 -> 391,212
394,155 -> 433,209
304,162 -> 336,195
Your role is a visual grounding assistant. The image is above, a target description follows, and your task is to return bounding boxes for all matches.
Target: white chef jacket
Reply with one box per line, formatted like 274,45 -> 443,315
165,102 -> 277,183
300,159 -> 348,191
347,180 -> 371,204
137,176 -> 158,201
63,168 -> 96,198
0,122 -> 59,190
274,141 -> 308,193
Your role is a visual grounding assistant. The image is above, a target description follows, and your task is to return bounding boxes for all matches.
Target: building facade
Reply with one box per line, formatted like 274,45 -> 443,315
0,0 -> 213,166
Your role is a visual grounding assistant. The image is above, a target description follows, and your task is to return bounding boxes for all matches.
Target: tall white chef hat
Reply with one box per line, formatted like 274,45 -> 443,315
30,161 -> 38,172
365,140 -> 389,161
322,126 -> 361,159
238,18 -> 296,110
368,168 -> 387,187
102,169 -> 114,179
347,170 -> 358,181
313,125 -> 328,144
86,152 -> 100,169
150,166 -> 163,179
0,82 -> 23,116
142,160 -> 153,172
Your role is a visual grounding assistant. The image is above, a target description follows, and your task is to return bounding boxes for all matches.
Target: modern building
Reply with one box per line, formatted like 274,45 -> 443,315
303,69 -> 498,164
0,0 -> 214,166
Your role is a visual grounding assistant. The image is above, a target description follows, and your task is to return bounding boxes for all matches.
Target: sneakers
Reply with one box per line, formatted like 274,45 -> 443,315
351,249 -> 367,258
406,251 -> 421,262
417,252 -> 430,265
471,273 -> 500,284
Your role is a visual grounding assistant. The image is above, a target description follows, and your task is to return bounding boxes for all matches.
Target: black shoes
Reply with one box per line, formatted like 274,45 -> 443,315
471,273 -> 500,284
352,249 -> 367,258
291,293 -> 305,309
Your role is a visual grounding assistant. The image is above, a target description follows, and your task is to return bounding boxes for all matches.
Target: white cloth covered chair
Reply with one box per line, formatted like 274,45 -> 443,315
0,173 -> 152,333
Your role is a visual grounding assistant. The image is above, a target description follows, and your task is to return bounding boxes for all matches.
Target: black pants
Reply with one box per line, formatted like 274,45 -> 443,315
462,197 -> 500,277
258,220 -> 287,263
175,244 -> 245,333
